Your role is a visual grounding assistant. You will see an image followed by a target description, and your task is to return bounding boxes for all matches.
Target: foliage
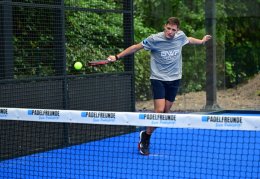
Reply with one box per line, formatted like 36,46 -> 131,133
134,17 -> 157,100
223,0 -> 260,87
12,0 -> 125,78
65,0 -> 124,74
134,50 -> 152,100
13,6 -> 56,78
11,0 -> 259,100
134,0 -> 181,30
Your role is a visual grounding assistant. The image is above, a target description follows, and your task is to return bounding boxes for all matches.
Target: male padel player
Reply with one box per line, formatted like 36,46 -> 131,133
108,17 -> 212,155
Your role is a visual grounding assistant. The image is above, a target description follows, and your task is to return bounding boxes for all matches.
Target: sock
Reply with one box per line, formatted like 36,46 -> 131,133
144,131 -> 151,140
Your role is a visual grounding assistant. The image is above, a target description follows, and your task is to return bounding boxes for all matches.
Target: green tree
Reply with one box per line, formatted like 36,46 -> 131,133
65,0 -> 125,74
223,0 -> 259,87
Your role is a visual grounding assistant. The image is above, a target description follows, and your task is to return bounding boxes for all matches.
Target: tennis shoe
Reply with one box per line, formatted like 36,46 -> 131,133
138,130 -> 150,155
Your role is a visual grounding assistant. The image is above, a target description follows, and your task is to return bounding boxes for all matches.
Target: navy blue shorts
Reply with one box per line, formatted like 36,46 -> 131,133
150,79 -> 180,102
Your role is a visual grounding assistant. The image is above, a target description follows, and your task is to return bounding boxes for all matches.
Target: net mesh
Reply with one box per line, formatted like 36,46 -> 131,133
1,108 -> 259,179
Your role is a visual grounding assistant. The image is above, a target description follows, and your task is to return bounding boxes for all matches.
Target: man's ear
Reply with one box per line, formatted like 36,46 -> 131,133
163,24 -> 165,30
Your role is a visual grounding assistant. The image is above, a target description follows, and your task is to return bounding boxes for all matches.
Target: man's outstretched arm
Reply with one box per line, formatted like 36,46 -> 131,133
188,35 -> 212,45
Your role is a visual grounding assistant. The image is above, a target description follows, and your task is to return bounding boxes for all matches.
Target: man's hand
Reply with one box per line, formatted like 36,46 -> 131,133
202,35 -> 212,44
107,55 -> 117,62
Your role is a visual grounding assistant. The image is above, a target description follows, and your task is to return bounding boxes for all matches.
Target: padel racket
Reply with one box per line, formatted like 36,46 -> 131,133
88,59 -> 112,66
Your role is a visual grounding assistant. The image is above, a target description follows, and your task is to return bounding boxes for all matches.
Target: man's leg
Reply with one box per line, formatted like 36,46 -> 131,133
139,80 -> 180,155
139,99 -> 174,155
139,79 -> 179,155
164,99 -> 174,113
146,99 -> 173,134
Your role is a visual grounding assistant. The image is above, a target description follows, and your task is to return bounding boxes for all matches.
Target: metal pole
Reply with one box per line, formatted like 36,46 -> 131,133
123,0 -> 135,112
0,0 -> 14,79
204,0 -> 220,110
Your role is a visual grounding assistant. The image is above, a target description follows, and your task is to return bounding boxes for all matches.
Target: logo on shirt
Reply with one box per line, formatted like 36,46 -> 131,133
161,50 -> 179,57
143,39 -> 148,45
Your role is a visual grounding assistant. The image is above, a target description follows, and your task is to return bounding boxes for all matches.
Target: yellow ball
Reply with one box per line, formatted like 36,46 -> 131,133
74,62 -> 83,70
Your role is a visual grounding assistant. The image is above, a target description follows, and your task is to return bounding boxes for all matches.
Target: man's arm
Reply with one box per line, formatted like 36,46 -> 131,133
188,35 -> 212,45
108,43 -> 144,61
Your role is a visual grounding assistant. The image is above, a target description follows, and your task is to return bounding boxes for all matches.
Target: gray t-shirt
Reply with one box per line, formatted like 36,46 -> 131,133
142,31 -> 189,81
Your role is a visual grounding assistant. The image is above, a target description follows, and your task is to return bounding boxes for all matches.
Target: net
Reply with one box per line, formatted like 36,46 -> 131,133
1,107 -> 260,179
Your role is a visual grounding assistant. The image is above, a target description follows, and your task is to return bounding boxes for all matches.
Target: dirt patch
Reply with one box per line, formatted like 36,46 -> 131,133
136,73 -> 260,112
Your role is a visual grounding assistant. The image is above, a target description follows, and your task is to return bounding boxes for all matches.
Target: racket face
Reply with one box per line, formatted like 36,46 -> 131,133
88,60 -> 110,66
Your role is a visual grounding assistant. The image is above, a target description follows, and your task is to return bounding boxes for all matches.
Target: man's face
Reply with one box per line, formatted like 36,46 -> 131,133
164,24 -> 178,39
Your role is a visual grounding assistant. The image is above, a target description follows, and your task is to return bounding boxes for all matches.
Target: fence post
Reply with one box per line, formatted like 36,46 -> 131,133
57,0 -> 69,110
204,0 -> 220,110
0,0 -> 14,79
123,0 -> 135,111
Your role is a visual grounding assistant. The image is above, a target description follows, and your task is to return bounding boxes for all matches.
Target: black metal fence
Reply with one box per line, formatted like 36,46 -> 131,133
0,0 -> 135,112
0,0 -> 135,160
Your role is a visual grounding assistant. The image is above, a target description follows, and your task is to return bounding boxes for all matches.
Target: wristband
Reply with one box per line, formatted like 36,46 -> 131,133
115,55 -> 119,61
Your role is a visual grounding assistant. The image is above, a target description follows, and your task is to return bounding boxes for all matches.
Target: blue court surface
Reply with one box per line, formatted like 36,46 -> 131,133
1,111 -> 259,179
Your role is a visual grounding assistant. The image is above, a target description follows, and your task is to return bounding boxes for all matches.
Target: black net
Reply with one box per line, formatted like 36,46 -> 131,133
0,108 -> 259,178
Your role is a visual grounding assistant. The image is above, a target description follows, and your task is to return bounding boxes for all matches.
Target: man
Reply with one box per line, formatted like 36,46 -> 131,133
108,17 -> 212,155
